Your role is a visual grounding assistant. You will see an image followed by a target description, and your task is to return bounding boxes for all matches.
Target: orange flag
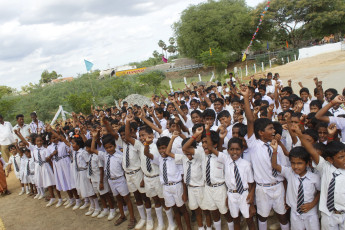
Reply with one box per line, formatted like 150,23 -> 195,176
286,41 -> 289,48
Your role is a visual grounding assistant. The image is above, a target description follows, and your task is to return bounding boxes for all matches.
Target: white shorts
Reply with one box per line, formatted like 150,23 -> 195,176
92,180 -> 110,196
108,176 -> 129,197
227,190 -> 250,218
144,175 -> 163,198
291,210 -> 320,230
202,184 -> 228,214
255,182 -> 286,217
163,182 -> 184,208
188,186 -> 204,210
125,169 -> 145,194
321,212 -> 345,230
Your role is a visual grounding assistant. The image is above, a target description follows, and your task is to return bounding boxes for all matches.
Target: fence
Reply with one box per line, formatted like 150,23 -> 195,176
165,63 -> 204,72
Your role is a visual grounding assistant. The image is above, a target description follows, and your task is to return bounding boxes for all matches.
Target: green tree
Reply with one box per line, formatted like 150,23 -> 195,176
40,70 -> 62,84
0,86 -> 14,99
65,93 -> 94,114
199,47 -> 227,76
173,0 -> 252,59
138,70 -> 166,94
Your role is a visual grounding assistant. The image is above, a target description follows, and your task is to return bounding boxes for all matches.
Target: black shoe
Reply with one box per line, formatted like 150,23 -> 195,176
191,210 -> 196,222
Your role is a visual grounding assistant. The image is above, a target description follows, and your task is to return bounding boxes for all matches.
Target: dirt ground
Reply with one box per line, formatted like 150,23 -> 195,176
2,51 -> 344,230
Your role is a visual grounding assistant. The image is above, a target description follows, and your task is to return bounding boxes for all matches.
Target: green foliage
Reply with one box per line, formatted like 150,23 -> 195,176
173,0 -> 252,58
137,70 -> 166,94
65,93 -> 94,114
0,86 -> 14,99
199,48 -> 227,75
40,70 -> 62,84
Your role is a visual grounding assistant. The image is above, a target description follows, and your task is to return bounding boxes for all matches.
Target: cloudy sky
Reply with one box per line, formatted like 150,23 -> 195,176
0,0 -> 264,89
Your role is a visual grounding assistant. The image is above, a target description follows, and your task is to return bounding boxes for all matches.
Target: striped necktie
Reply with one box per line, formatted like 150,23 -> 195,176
186,161 -> 192,186
37,148 -> 43,166
54,144 -> 59,161
327,172 -> 340,212
297,177 -> 306,214
264,143 -> 278,177
88,155 -> 93,176
163,158 -> 168,184
74,151 -> 79,171
146,156 -> 152,172
234,162 -> 244,194
14,156 -> 19,172
125,145 -> 130,168
206,155 -> 212,185
106,155 -> 111,179
27,160 -> 30,175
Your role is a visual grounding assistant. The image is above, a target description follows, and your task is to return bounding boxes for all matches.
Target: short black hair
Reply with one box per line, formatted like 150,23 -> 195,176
84,139 -> 92,148
299,87 -> 309,95
228,137 -> 244,150
214,98 -> 224,105
182,138 -> 197,149
281,87 -> 293,95
325,141 -> 345,158
310,100 -> 322,109
30,112 -> 37,117
72,137 -> 85,148
102,135 -> 116,147
217,110 -> 230,120
254,118 -> 273,139
156,136 -> 171,148
289,146 -> 310,163
202,130 -> 219,145
302,129 -> 319,142
155,107 -> 164,114
191,110 -> 202,117
139,125 -> 153,135
203,109 -> 216,119
16,114 -> 24,120
258,85 -> 266,92
272,122 -> 283,136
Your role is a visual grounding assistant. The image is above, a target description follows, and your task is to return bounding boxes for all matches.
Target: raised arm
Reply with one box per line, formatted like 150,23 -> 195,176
182,127 -> 203,154
166,131 -> 179,158
242,86 -> 254,138
271,139 -> 282,173
140,108 -> 162,134
315,95 -> 345,122
205,123 -> 219,156
171,98 -> 187,122
13,129 -> 29,147
125,114 -> 136,146
102,116 -> 119,140
91,130 -> 100,154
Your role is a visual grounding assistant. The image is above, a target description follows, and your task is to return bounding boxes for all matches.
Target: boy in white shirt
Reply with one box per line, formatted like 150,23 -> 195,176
272,142 -> 321,230
6,144 -> 24,195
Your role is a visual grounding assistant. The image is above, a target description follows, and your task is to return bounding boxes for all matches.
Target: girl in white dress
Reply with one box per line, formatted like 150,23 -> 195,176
14,129 -> 58,207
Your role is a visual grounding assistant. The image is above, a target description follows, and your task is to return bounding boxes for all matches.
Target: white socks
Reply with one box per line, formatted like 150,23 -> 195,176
89,198 -> 95,209
206,227 -> 212,230
137,205 -> 146,220
110,208 -> 115,213
76,199 -> 81,205
93,198 -> 100,210
124,205 -> 128,211
213,220 -> 221,230
227,221 -> 234,230
146,208 -> 152,221
22,187 -> 25,192
280,223 -> 290,230
155,207 -> 164,226
166,208 -> 175,226
258,220 -> 267,230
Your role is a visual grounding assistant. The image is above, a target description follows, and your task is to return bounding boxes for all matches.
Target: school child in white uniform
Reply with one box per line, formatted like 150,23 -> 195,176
15,129 -> 58,207
46,130 -> 75,208
122,115 -> 153,230
22,147 -> 36,196
6,144 -> 24,195
294,125 -> 345,230
70,137 -> 98,215
146,135 -> 190,230
271,142 -> 321,230
140,126 -> 166,230
242,87 -> 290,230
95,135 -> 137,229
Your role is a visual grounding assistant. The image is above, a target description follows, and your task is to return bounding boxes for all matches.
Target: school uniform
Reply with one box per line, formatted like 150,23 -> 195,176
25,158 -> 35,184
28,144 -> 55,188
69,148 -> 77,189
201,151 -> 228,215
329,117 -> 345,142
122,140 -> 145,194
175,146 -> 204,210
87,153 -> 109,195
152,155 -> 183,208
47,142 -> 74,191
20,157 -> 29,184
315,157 -> 345,230
7,154 -> 21,179
99,150 -> 129,197
330,107 -> 345,118
280,166 -> 321,230
140,143 -> 163,199
29,120 -> 45,134
13,124 -> 31,142
218,152 -> 254,218
245,134 -> 288,217
74,148 -> 95,198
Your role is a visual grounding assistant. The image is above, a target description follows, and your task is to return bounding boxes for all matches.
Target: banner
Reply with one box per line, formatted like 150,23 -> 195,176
115,67 -> 146,77
84,59 -> 93,72
162,56 -> 168,63
242,1 -> 271,61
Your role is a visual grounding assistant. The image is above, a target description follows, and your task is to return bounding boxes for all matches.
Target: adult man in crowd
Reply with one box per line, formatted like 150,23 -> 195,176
30,112 -> 45,134
0,114 -> 15,162
13,114 -> 31,142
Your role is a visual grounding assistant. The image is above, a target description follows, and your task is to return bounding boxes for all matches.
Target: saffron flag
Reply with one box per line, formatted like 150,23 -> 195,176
84,59 -> 93,72
162,56 -> 168,63
209,48 -> 212,56
286,41 -> 289,48
242,53 -> 247,62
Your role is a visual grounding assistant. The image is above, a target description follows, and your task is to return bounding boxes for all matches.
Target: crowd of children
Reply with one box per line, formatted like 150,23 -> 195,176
1,72 -> 345,230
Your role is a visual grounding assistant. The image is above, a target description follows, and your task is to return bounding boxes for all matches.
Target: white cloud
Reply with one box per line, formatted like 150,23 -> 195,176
0,0 -> 261,89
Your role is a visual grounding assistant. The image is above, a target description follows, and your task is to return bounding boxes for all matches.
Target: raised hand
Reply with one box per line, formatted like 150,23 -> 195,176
194,126 -> 204,137
331,95 -> 345,105
328,123 -> 338,136
172,131 -> 180,138
219,125 -> 228,139
270,139 -> 278,152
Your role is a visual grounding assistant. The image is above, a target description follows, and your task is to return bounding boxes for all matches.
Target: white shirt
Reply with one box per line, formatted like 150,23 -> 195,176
0,121 -> 15,145
201,151 -> 225,185
87,153 -> 100,182
329,117 -> 345,142
315,157 -> 345,216
75,149 -> 89,170
245,134 -> 287,184
262,95 -> 274,105
30,120 -> 45,134
175,146 -> 204,187
13,124 -> 30,142
122,140 -> 142,172
152,155 -> 182,185
302,100 -> 311,115
281,166 -> 320,215
140,142 -> 160,177
7,154 -> 21,172
218,152 -> 254,190
330,107 -> 345,117
28,144 -> 49,164
98,150 -> 124,179
47,142 -> 70,160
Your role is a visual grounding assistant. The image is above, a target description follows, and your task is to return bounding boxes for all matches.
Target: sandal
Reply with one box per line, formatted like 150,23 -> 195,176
114,216 -> 127,226
127,218 -> 137,229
